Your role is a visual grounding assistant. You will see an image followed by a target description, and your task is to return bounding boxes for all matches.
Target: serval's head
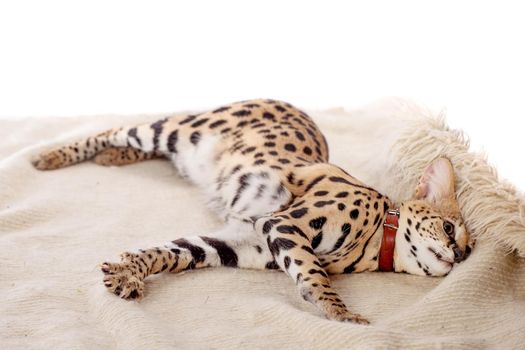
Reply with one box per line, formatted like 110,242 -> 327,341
395,158 -> 472,276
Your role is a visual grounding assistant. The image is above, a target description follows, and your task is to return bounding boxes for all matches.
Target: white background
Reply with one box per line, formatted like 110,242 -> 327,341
1,1 -> 523,190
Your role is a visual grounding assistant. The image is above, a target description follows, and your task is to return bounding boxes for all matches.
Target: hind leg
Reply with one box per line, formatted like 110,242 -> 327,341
32,117 -> 178,170
93,147 -> 164,166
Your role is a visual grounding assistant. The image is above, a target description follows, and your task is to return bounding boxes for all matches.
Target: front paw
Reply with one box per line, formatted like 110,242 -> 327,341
101,261 -> 145,300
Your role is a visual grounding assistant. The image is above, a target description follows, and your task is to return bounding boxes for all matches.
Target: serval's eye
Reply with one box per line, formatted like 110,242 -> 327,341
443,221 -> 455,236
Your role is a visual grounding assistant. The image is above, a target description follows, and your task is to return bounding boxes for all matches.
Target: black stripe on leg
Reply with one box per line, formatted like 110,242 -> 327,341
201,237 -> 238,267
190,131 -> 201,145
151,118 -> 168,151
172,238 -> 206,266
128,127 -> 142,147
167,130 -> 178,153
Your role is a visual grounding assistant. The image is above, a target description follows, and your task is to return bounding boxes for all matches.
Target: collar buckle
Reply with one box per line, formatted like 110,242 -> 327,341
383,209 -> 400,229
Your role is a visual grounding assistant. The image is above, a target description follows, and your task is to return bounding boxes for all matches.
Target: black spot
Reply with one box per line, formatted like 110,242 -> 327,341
404,232 -> 411,243
295,131 -> 305,141
278,158 -> 291,164
265,260 -> 280,270
373,202 -> 379,210
190,131 -> 201,145
301,245 -> 315,255
167,130 -> 178,153
338,203 -> 346,211
191,118 -> 209,128
314,190 -> 328,196
291,200 -> 305,208
232,172 -> 253,206
265,134 -> 277,140
353,199 -> 362,206
243,103 -> 260,108
232,109 -> 251,117
242,146 -> 256,154
284,143 -> 297,152
335,192 -> 349,198
275,225 -> 308,239
179,115 -> 198,125
303,146 -> 312,156
284,256 -> 291,269
309,217 -> 327,230
308,268 -> 328,278
237,120 -> 249,128
262,112 -> 275,121
269,238 -> 297,256
290,208 -> 308,218
201,237 -> 238,267
415,222 -> 421,231
350,209 -> 359,220
254,184 -> 267,199
314,200 -> 335,208
254,159 -> 265,166
294,259 -> 303,266
262,218 -> 282,234
209,119 -> 227,129
213,106 -> 231,113
275,105 -> 287,112
312,232 -> 323,249
230,165 -> 243,175
255,245 -> 263,253
264,142 -> 276,148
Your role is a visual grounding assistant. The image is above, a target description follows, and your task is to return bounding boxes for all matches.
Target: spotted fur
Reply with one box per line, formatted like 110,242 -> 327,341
32,99 -> 472,324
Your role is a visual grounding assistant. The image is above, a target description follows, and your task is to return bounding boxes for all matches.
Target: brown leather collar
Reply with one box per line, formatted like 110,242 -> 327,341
378,208 -> 399,272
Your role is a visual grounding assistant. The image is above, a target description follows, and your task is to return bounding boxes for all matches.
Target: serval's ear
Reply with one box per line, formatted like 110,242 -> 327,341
414,157 -> 456,204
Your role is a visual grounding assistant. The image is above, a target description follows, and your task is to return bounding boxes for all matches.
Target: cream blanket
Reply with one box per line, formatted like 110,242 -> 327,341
1,99 -> 524,349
